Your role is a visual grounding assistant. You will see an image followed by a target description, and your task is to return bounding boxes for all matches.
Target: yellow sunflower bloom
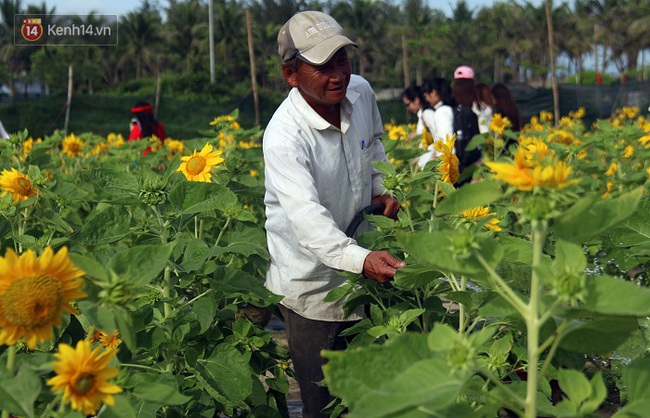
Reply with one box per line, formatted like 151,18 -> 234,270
62,134 -> 85,157
47,340 -> 122,416
623,145 -> 634,159
165,139 -> 185,154
434,135 -> 459,184
0,168 -> 38,204
177,143 -> 224,182
98,330 -> 122,348
489,113 -> 511,135
388,125 -> 407,141
459,206 -> 502,233
0,247 -> 86,349
605,163 -> 618,177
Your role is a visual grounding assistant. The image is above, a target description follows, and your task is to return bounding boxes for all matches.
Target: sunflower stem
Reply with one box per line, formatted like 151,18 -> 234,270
459,275 -> 467,337
524,221 -> 547,418
214,217 -> 231,248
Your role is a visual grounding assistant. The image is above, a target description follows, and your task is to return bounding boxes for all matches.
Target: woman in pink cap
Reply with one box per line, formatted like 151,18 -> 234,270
452,65 -> 482,185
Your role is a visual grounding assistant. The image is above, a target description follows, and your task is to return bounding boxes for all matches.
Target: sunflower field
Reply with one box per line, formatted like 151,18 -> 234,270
1,106 -> 650,418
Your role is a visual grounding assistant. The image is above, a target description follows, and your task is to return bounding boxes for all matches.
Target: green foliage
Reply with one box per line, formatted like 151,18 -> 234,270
0,113 -> 289,417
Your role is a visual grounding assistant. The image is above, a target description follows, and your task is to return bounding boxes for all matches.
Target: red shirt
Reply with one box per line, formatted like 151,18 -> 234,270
128,123 -> 166,141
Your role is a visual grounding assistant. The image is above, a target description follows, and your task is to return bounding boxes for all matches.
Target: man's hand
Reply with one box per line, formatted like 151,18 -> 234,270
371,194 -> 402,220
362,251 -> 406,283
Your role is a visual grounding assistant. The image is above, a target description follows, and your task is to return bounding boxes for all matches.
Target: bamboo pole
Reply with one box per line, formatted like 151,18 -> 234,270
401,33 -> 409,88
154,73 -> 161,118
63,64 -> 73,134
208,0 -> 215,84
545,0 -> 559,126
246,9 -> 260,126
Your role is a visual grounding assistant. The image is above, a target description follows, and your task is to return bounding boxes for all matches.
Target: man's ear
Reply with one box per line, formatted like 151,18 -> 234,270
282,65 -> 299,88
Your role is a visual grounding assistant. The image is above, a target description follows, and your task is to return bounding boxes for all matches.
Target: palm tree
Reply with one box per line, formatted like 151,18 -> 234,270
0,0 -> 27,96
331,0 -> 390,79
213,0 -> 248,80
163,0 -> 207,74
119,8 -> 163,80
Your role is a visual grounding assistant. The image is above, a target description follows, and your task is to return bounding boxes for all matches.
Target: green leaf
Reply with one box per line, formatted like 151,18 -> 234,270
323,332 -> 432,411
193,296 -> 217,334
168,181 -> 237,215
436,180 -> 456,198
581,275 -> 650,316
69,253 -> 108,281
114,307 -> 137,353
435,180 -> 503,215
612,400 -> 650,418
97,395 -> 137,418
621,357 -> 650,404
209,267 -> 283,306
397,231 -> 503,276
554,187 -> 643,243
392,264 -> 443,291
180,239 -> 210,272
0,364 -> 40,418
559,317 -> 639,354
194,344 -> 252,406
347,358 -> 463,417
75,206 -> 132,245
371,161 -> 396,176
109,244 -> 174,287
557,369 -> 592,408
132,382 -> 190,405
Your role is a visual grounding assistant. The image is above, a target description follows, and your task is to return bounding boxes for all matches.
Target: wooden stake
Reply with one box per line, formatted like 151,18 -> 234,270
246,9 -> 260,126
63,64 -> 73,134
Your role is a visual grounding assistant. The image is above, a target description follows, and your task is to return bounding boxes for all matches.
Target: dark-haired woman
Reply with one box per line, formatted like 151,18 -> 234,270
129,102 -> 166,141
402,83 -> 436,167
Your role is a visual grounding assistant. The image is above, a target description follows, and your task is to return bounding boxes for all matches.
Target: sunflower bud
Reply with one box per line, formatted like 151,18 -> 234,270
138,176 -> 168,206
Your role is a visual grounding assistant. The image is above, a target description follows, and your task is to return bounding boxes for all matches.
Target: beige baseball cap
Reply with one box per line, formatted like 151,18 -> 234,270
278,11 -> 357,66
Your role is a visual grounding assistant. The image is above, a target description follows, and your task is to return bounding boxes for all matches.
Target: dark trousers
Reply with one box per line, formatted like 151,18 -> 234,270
278,305 -> 358,418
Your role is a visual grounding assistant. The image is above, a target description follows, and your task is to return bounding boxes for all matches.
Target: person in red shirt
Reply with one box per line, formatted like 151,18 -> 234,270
128,102 -> 165,141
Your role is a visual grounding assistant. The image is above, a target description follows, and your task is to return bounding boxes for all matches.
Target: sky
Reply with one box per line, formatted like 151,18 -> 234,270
46,0 -> 538,19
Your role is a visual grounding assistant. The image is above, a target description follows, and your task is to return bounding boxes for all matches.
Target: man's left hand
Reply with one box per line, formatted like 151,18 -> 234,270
371,194 -> 402,220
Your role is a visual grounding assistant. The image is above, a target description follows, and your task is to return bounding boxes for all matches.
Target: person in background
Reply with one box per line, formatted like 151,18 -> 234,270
492,83 -> 522,132
263,11 -> 405,418
421,75 -> 455,167
452,65 -> 482,184
492,83 -> 522,154
401,82 -> 436,167
129,101 -> 165,141
475,82 -> 495,134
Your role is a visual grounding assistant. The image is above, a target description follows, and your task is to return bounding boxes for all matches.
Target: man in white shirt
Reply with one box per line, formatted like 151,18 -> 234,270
263,10 -> 405,418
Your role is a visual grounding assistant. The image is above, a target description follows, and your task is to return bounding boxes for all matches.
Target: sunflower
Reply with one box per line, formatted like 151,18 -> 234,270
62,134 -> 85,157
0,168 -> 38,204
99,330 -> 122,348
177,143 -> 224,182
459,206 -> 502,233
0,247 -> 86,349
47,340 -> 122,416
489,114 -> 511,135
434,134 -> 460,185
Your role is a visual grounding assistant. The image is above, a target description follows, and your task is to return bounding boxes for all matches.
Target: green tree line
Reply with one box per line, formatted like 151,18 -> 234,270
1,0 -> 649,100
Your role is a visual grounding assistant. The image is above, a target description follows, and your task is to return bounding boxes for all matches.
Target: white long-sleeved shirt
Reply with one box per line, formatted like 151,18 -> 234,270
263,75 -> 387,321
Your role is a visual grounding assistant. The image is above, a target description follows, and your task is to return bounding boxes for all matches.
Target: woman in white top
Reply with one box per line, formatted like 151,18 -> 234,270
420,75 -> 455,168
402,83 -> 435,146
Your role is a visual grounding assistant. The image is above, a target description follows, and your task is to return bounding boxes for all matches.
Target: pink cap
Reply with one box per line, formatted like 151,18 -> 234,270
454,65 -> 474,79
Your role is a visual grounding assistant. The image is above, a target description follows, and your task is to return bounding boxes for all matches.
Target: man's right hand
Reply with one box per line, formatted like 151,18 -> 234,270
362,251 -> 406,283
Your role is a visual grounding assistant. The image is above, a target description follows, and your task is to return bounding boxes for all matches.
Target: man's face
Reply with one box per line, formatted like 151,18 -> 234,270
287,49 -> 352,110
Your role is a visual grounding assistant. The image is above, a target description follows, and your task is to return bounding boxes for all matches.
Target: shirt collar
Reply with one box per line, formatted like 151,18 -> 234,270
289,84 -> 360,131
